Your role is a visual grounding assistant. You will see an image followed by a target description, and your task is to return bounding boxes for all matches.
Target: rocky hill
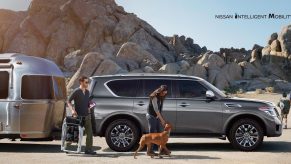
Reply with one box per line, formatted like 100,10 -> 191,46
0,0 -> 290,92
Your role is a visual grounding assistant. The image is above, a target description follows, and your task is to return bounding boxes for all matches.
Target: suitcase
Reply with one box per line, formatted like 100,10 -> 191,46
61,116 -> 85,154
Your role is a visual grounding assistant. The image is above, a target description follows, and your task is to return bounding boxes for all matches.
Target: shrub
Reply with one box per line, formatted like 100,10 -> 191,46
265,87 -> 275,93
224,86 -> 240,94
255,89 -> 263,94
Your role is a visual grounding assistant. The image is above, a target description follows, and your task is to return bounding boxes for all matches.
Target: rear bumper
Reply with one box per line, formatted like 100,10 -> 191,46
265,116 -> 282,137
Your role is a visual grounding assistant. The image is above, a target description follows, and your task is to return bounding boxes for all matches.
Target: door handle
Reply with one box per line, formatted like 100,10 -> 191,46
178,103 -> 190,107
136,101 -> 145,106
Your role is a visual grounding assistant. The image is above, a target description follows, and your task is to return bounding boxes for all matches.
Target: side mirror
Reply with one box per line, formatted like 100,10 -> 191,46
206,90 -> 215,99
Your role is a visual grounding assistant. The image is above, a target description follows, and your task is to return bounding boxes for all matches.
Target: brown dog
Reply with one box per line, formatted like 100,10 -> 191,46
134,123 -> 172,159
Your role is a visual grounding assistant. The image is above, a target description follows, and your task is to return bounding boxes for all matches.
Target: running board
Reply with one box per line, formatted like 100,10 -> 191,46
218,135 -> 227,140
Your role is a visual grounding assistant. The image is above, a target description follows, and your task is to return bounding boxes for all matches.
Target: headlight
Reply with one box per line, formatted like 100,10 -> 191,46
258,106 -> 278,117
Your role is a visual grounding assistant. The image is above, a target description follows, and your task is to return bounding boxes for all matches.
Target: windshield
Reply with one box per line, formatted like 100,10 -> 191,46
200,79 -> 227,98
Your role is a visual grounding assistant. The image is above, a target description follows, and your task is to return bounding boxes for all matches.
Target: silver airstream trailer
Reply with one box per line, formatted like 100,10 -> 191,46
0,53 -> 66,140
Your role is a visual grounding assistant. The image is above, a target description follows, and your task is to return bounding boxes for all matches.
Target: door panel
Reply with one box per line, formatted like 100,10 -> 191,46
175,80 -> 223,134
0,101 -> 20,133
176,99 -> 222,133
133,79 -> 177,133
20,101 -> 53,135
93,97 -> 134,119
133,98 -> 177,133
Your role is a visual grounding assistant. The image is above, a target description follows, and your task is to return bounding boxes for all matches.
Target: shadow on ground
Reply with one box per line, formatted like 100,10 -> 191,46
0,141 -> 290,154
68,153 -> 220,160
102,141 -> 291,153
0,143 -> 101,153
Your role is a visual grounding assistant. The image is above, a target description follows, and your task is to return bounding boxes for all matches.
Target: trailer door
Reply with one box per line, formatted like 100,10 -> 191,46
20,75 -> 54,138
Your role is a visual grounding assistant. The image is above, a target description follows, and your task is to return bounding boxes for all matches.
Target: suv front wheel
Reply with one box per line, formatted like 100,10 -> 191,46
105,119 -> 140,152
228,119 -> 264,151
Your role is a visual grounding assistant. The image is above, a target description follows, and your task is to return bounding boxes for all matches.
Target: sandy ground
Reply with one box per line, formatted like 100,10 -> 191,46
0,93 -> 290,164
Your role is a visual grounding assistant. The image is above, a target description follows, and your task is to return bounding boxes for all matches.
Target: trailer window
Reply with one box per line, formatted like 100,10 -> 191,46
21,75 -> 54,99
53,77 -> 66,100
0,71 -> 9,99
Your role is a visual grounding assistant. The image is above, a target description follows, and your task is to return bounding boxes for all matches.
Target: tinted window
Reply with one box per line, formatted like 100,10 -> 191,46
107,80 -> 138,97
21,75 -> 54,99
0,71 -> 9,99
53,77 -> 66,100
177,80 -> 207,98
139,79 -> 173,98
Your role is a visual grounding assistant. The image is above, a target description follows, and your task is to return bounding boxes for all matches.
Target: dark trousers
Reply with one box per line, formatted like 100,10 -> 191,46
84,115 -> 93,152
146,114 -> 162,151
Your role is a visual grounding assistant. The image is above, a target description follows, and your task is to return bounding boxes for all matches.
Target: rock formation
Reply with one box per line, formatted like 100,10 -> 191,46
0,0 -> 291,92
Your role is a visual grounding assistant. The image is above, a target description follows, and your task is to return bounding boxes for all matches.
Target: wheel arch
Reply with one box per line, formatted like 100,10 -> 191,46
99,113 -> 144,137
224,114 -> 267,136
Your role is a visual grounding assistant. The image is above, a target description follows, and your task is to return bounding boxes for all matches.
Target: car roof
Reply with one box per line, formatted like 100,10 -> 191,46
90,73 -> 204,81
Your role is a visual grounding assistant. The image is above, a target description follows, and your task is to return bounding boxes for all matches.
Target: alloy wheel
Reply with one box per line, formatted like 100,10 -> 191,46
235,124 -> 259,148
110,124 -> 134,148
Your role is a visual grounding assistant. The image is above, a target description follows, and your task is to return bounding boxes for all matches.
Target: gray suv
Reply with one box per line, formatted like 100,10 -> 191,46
89,74 -> 282,152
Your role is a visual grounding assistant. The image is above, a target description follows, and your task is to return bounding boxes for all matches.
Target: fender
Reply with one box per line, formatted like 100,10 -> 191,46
222,110 -> 268,134
97,111 -> 145,136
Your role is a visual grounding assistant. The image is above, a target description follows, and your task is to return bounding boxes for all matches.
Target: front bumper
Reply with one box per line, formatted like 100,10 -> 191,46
265,116 -> 282,137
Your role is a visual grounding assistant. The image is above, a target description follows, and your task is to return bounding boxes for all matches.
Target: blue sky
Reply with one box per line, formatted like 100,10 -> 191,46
1,0 -> 290,51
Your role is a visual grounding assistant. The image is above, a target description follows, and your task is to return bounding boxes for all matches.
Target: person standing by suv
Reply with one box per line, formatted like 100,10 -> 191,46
146,85 -> 168,156
67,76 -> 96,155
278,92 -> 290,129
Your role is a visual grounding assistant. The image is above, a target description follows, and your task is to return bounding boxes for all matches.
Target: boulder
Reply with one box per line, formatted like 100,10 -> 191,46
112,14 -> 140,44
67,0 -> 107,27
270,39 -> 281,52
250,49 -> 260,62
263,63 -> 286,80
261,46 -> 271,63
67,52 -> 105,90
278,25 -> 291,55
178,60 -> 190,74
92,59 -> 125,76
205,63 -> 242,90
197,52 -> 225,69
115,58 -> 139,72
168,35 -> 189,54
221,63 -> 242,82
129,28 -> 176,64
143,66 -> 155,73
168,35 -> 204,55
268,33 -> 278,45
215,73 -> 229,90
64,50 -> 83,71
116,42 -> 161,70
158,63 -> 180,74
247,78 -> 273,91
130,69 -> 144,73
67,52 -> 125,90
239,61 -> 263,79
185,64 -> 207,79
274,80 -> 291,91
208,68 -> 220,84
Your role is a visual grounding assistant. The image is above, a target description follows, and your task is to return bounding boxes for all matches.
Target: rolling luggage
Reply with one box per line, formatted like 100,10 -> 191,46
61,116 -> 85,154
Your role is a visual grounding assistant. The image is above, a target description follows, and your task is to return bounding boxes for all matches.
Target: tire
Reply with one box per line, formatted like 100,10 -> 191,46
228,118 -> 264,151
105,119 -> 140,152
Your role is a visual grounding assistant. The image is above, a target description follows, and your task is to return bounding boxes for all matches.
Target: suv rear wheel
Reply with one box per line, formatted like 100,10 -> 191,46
105,119 -> 140,152
229,119 -> 264,151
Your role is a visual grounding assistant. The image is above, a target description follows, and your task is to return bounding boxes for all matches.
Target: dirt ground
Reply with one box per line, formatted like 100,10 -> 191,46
0,93 -> 290,164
